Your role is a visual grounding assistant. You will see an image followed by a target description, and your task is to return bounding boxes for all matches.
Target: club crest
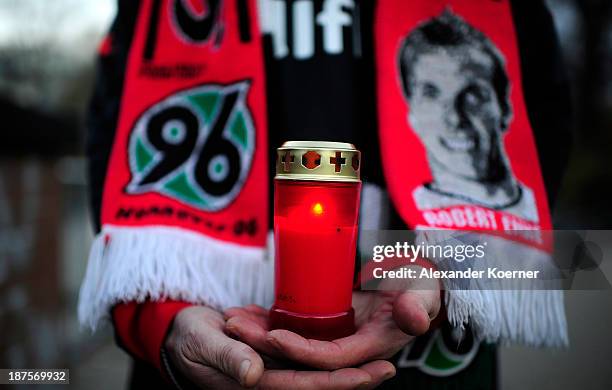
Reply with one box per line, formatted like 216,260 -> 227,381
126,81 -> 255,211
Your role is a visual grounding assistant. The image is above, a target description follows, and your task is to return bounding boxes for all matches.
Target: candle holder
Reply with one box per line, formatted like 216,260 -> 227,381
270,141 -> 361,341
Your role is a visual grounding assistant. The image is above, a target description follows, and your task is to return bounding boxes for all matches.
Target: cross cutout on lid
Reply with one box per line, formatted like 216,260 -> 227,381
281,151 -> 295,172
330,151 -> 346,173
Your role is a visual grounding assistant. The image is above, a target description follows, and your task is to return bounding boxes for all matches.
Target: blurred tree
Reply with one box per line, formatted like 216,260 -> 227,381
0,0 -> 115,155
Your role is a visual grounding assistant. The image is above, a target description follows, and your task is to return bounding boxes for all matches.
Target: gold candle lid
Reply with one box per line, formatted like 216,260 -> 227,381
275,141 -> 361,182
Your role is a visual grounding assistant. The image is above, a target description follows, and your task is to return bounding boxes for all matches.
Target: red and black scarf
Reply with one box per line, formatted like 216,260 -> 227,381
80,0 -> 565,349
103,0 -> 550,243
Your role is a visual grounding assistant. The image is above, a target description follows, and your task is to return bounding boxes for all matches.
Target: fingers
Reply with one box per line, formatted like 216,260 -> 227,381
225,304 -> 269,320
225,288 -> 439,371
172,305 -> 402,389
178,360 -> 245,390
199,331 -> 265,387
258,360 -> 396,390
357,360 -> 397,390
265,329 -> 344,369
226,311 -> 406,372
377,265 -> 442,336
392,289 -> 441,336
225,306 -> 270,330
167,306 -> 265,388
225,315 -> 282,358
264,325 -> 408,370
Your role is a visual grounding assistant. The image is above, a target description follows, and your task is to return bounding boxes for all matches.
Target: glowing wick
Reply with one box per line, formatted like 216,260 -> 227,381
312,202 -> 324,216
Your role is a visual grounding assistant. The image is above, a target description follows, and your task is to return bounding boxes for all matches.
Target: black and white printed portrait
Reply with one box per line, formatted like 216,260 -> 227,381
398,10 -> 538,222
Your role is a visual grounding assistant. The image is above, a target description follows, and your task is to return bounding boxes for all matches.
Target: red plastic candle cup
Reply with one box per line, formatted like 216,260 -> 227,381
270,141 -> 361,341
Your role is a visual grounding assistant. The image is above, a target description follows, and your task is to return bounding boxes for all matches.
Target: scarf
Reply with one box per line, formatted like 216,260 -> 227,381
79,0 -> 566,347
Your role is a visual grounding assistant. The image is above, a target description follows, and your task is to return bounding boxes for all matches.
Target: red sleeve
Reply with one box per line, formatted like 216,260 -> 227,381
112,300 -> 193,372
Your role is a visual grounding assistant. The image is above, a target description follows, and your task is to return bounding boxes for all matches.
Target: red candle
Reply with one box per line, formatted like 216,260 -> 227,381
270,141 -> 361,340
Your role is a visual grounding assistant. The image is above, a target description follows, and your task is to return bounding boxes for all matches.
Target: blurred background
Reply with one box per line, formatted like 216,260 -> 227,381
0,0 -> 610,389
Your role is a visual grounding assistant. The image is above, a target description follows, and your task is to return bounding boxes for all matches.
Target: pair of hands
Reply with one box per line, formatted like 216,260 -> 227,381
165,268 -> 441,389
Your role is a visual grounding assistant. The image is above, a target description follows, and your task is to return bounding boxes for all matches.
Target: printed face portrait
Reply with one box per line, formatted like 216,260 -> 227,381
398,11 -> 512,182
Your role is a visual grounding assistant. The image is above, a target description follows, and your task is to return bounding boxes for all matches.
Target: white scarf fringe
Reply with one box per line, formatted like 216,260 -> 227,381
445,289 -> 568,347
417,230 -> 569,347
78,225 -> 274,330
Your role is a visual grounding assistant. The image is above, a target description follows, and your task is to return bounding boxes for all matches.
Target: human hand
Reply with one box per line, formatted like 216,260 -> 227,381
224,265 -> 441,371
165,305 -> 396,389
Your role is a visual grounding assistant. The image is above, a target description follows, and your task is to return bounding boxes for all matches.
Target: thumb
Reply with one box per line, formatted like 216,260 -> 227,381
202,330 -> 265,388
392,289 -> 440,336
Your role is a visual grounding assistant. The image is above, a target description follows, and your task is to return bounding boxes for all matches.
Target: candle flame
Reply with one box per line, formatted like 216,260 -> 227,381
312,202 -> 324,216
